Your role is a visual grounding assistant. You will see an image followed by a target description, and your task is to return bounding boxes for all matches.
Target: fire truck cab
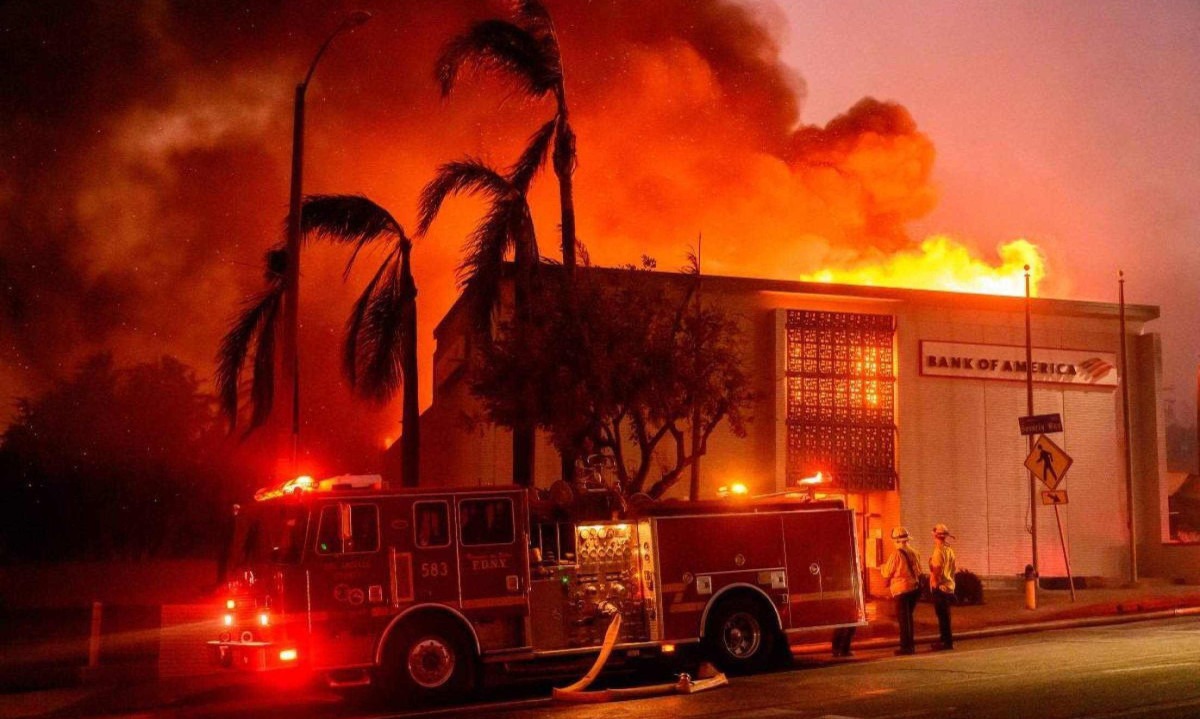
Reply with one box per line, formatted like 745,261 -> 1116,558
210,475 -> 865,703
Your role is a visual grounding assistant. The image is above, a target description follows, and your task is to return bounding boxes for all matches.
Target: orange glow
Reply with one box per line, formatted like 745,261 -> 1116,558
279,649 -> 298,662
258,613 -> 269,627
382,436 -> 394,450
801,237 -> 1045,297
225,599 -> 236,610
223,614 -> 233,627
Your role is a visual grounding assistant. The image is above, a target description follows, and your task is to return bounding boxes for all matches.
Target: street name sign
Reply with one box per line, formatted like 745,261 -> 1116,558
1024,434 -> 1073,490
1042,490 -> 1069,506
1019,413 -> 1063,436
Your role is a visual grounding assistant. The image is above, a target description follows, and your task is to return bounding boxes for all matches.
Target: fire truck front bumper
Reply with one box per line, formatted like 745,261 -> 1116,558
208,640 -> 298,671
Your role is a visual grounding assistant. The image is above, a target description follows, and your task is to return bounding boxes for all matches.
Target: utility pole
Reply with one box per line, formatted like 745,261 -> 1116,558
1118,270 -> 1138,583
1025,265 -> 1038,606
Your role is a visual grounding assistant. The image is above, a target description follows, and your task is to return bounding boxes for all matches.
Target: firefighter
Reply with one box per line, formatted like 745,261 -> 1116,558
831,625 -> 856,658
880,526 -> 921,656
929,523 -> 957,651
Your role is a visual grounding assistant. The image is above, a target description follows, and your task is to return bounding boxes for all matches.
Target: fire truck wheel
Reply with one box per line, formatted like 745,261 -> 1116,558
704,596 -> 780,674
378,616 -> 476,705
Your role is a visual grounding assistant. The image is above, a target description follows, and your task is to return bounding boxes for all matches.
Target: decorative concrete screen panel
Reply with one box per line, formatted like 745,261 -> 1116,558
785,310 -> 897,491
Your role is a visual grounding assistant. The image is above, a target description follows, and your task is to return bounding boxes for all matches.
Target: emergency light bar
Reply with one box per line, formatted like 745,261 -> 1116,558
254,474 -> 383,501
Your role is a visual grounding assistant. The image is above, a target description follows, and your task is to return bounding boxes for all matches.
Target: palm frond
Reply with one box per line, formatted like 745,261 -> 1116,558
416,159 -> 512,237
436,19 -> 560,99
513,0 -> 554,32
509,118 -> 556,193
215,277 -> 284,432
457,199 -> 516,331
342,252 -> 415,404
302,194 -> 406,277
343,247 -> 398,389
362,261 -> 415,403
247,289 -> 283,430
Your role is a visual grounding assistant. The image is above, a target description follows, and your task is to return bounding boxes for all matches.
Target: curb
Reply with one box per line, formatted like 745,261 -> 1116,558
793,603 -> 1200,656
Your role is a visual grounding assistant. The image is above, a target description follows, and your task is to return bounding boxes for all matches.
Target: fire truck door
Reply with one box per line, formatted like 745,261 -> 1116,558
454,495 -> 529,651
308,501 -> 388,669
409,499 -> 459,605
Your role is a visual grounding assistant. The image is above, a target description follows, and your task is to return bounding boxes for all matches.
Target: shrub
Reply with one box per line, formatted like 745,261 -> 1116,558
955,569 -> 984,605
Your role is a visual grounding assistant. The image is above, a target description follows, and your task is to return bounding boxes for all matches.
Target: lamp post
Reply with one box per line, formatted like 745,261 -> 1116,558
281,11 -> 372,470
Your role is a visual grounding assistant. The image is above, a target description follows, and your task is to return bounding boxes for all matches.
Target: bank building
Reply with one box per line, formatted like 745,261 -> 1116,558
396,267 -> 1184,588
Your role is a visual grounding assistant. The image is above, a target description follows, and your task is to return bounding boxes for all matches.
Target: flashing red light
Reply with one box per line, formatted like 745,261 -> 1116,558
279,648 -> 298,662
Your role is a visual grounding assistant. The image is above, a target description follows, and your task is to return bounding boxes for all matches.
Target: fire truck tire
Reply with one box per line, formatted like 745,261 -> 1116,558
703,595 -> 781,674
377,615 -> 476,705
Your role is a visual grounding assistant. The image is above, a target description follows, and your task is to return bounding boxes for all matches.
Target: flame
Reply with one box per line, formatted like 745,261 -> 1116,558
801,236 -> 1046,297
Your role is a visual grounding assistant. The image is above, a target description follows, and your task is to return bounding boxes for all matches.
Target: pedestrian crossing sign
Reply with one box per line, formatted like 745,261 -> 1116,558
1024,434 -> 1072,490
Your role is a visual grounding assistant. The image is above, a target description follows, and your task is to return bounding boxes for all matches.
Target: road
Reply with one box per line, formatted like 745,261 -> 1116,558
88,617 -> 1200,719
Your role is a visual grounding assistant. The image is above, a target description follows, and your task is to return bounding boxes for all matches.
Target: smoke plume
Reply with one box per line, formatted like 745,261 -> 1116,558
0,0 -> 1002,470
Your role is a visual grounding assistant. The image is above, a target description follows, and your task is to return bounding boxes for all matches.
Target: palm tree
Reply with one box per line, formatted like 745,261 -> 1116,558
215,196 -> 422,487
417,156 -> 541,486
301,194 -> 421,487
436,0 -> 578,277
216,247 -> 287,434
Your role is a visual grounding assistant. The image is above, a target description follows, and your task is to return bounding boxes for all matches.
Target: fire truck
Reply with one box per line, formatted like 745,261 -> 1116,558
210,474 -> 865,703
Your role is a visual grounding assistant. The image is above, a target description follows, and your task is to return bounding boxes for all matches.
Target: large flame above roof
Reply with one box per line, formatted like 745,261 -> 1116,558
801,237 -> 1045,297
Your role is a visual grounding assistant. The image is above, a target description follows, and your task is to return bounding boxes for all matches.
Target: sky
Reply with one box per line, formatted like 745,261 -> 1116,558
782,0 -> 1200,416
1,0 -> 1196,473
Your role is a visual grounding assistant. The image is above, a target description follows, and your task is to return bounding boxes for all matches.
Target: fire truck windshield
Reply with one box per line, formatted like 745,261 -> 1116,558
230,502 -> 309,566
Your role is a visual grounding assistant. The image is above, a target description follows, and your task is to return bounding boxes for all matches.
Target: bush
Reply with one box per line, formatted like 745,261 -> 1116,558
955,569 -> 984,605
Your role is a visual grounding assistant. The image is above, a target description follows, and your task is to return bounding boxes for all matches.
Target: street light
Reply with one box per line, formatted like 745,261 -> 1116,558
281,11 -> 372,469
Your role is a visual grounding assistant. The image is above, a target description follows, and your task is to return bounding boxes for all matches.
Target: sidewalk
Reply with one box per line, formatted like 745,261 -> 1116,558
794,581 -> 1200,655
3,584 -> 1200,719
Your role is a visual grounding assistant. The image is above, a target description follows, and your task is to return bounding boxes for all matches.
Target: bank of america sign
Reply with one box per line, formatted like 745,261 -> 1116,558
919,341 -> 1119,387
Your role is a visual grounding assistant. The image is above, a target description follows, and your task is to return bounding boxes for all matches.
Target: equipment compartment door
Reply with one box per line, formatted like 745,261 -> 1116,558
782,509 -> 863,629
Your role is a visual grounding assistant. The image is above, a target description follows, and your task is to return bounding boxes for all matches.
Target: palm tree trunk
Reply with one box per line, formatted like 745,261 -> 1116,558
553,116 -> 577,277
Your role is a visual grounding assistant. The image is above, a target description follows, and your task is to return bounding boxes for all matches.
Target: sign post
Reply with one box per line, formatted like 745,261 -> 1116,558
1025,434 -> 1076,601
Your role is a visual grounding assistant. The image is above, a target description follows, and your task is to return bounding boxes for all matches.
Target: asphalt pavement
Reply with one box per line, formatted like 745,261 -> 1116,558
7,585 -> 1200,719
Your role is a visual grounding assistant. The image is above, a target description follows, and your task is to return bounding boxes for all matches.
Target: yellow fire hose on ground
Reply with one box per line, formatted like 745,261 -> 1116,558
551,613 -> 729,703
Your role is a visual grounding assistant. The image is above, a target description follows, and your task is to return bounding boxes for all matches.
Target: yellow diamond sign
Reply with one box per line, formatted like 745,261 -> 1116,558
1024,434 -> 1073,490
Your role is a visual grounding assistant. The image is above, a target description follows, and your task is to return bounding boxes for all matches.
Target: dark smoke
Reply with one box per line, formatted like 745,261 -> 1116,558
0,0 -> 937,472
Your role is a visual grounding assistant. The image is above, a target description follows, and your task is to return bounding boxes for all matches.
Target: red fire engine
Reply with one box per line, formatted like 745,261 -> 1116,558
210,474 -> 865,703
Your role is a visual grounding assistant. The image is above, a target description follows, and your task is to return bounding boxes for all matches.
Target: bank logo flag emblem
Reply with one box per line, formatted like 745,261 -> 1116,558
1078,357 -> 1114,383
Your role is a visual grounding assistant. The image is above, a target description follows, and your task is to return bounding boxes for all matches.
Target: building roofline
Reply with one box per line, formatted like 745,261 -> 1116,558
433,264 -> 1160,337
